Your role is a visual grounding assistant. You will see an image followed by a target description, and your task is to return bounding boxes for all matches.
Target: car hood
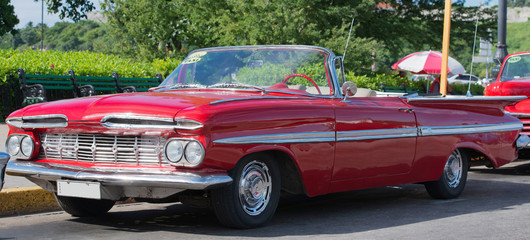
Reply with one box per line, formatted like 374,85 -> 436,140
16,90 -> 259,122
499,79 -> 530,96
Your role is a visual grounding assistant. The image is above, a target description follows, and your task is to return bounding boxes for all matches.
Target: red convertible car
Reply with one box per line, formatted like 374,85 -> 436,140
4,45 -> 528,228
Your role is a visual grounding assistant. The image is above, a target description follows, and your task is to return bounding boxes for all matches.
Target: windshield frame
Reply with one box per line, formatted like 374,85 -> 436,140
156,45 -> 341,98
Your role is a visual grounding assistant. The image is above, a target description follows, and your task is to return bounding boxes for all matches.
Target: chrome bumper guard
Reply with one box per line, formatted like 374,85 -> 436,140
0,152 -> 10,191
6,160 -> 233,190
516,134 -> 530,149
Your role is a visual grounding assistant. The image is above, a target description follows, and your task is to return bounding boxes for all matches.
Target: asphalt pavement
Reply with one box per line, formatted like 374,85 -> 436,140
1,163 -> 530,239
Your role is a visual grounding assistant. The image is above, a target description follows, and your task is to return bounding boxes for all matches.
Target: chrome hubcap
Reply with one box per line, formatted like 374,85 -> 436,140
444,150 -> 463,188
238,160 -> 272,216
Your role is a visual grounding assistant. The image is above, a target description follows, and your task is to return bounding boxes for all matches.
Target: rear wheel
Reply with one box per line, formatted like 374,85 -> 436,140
211,153 -> 281,228
55,194 -> 115,217
425,149 -> 468,199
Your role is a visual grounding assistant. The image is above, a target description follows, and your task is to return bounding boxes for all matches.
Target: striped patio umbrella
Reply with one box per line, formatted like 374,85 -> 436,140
391,51 -> 466,75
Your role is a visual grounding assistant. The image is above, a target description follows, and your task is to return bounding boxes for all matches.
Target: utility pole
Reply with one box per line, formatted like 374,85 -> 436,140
493,0 -> 508,64
41,0 -> 44,50
440,0 -> 452,95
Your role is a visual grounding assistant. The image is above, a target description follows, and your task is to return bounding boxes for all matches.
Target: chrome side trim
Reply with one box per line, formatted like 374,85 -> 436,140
337,128 -> 417,142
213,132 -> 336,144
6,114 -> 68,128
404,95 -> 527,102
418,122 -> 523,136
101,115 -> 175,129
214,123 -> 522,145
6,160 -> 232,190
210,96 -> 317,105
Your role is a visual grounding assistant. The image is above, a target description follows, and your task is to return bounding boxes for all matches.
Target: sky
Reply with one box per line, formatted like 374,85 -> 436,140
11,0 -> 495,29
11,0 -> 102,29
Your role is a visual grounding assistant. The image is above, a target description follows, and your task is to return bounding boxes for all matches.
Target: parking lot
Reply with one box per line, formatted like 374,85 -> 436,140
1,159 -> 529,239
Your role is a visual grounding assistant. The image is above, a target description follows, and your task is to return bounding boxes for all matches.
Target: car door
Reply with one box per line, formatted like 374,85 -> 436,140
332,97 -> 417,181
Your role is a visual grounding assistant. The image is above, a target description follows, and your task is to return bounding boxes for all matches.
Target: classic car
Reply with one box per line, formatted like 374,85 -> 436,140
447,74 -> 480,85
485,52 -> 530,136
4,45 -> 528,228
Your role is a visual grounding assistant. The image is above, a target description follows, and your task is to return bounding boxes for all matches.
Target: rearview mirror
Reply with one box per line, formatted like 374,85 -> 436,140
342,81 -> 357,100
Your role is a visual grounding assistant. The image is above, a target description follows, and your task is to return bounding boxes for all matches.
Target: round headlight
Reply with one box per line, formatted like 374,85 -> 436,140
165,140 -> 183,163
7,136 -> 20,156
21,136 -> 35,157
184,141 -> 204,166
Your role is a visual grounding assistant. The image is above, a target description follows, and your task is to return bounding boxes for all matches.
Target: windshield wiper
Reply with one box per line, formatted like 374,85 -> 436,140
169,83 -> 205,89
208,82 -> 268,94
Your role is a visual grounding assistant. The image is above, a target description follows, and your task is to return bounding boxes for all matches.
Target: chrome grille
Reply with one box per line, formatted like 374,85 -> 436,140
38,133 -> 168,166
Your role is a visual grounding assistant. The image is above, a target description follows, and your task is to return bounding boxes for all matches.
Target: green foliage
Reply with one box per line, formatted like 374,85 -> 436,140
97,0 -> 497,75
450,83 -> 485,95
0,0 -> 19,36
508,0 -> 530,7
345,72 -> 428,92
290,62 -> 328,86
101,0 -> 186,60
46,0 -> 95,22
237,63 -> 292,86
0,49 -> 180,80
507,21 -> 530,54
0,21 -> 114,52
344,71 -> 485,95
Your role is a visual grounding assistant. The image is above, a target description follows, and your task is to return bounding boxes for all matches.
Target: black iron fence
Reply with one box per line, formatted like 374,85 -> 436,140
0,73 -> 76,121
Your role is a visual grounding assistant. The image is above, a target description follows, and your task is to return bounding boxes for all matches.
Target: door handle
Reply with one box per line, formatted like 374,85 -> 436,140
398,108 -> 414,113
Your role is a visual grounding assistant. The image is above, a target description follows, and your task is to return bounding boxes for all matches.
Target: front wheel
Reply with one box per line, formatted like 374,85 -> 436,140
425,149 -> 468,199
55,194 -> 115,217
211,153 -> 281,228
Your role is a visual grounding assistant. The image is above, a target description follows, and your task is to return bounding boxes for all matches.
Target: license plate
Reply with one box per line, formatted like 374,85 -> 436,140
57,180 -> 101,199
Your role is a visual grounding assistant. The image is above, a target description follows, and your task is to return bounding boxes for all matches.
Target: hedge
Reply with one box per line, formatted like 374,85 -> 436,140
0,49 -> 181,81
0,49 -> 484,95
346,72 -> 484,95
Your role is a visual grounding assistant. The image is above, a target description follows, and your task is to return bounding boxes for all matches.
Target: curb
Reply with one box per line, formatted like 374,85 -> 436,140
0,186 -> 61,217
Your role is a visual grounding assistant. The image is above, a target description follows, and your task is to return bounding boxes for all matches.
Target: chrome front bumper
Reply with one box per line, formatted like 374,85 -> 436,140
6,160 -> 232,190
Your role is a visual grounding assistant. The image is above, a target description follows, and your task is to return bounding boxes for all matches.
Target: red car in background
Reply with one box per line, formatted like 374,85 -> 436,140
4,45 -> 528,228
485,51 -> 530,137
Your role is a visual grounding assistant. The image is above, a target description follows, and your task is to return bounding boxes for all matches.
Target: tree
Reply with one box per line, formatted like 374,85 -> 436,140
101,0 -> 498,74
0,0 -> 19,36
43,0 -> 96,22
102,0 -> 187,60
177,0 -> 496,73
508,0 -> 529,7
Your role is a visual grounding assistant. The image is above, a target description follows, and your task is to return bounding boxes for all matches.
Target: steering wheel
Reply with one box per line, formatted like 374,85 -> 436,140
283,74 -> 321,94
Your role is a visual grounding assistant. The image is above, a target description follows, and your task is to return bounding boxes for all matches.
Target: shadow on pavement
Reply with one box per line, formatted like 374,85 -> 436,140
470,161 -> 530,176
66,163 -> 530,237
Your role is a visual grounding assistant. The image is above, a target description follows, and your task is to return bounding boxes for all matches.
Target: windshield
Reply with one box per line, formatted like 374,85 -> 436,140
501,53 -> 530,81
158,46 -> 333,95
